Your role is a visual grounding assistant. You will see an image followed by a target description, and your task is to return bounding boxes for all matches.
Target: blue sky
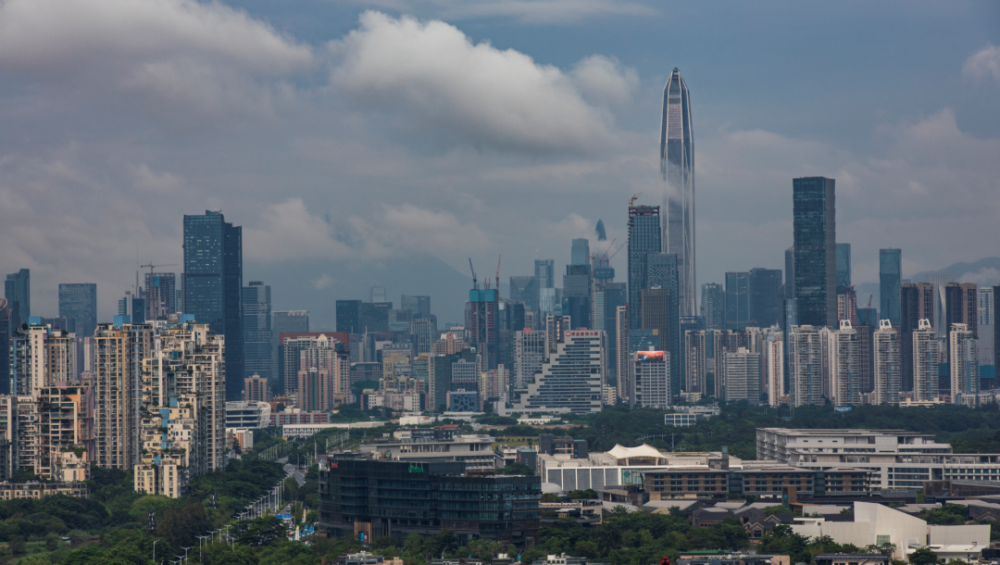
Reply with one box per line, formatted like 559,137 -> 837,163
0,0 -> 998,323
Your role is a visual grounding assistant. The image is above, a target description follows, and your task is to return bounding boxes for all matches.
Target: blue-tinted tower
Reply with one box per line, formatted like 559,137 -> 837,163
880,249 -> 902,326
627,204 -> 661,330
184,210 -> 244,400
792,177 -> 837,328
59,283 -> 97,337
4,269 -> 29,330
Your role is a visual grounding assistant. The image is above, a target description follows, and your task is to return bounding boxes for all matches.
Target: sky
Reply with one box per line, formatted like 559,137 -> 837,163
1,0 -> 999,325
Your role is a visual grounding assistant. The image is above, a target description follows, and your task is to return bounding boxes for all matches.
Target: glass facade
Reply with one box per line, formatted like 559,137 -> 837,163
627,205 -> 661,330
792,177 -> 836,328
836,243 -> 852,288
700,282 -> 724,330
749,268 -> 783,328
570,238 -> 590,266
725,272 -> 750,330
336,300 -> 361,334
183,211 -> 243,399
242,281 -> 272,380
660,68 -> 696,318
58,283 -> 97,337
4,269 -> 30,330
534,259 -> 554,289
880,248 -> 902,325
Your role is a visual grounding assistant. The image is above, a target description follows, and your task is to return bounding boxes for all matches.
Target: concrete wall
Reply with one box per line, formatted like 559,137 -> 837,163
928,524 -> 989,546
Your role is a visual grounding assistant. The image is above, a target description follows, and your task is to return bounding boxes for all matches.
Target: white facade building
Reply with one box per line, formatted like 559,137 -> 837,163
873,320 -> 901,405
766,332 -> 784,406
635,350 -> 671,408
724,347 -> 760,404
788,325 -> 823,407
913,319 -> 939,401
950,323 -> 979,405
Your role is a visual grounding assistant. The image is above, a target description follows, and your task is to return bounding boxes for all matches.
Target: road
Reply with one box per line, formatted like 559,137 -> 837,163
283,463 -> 306,486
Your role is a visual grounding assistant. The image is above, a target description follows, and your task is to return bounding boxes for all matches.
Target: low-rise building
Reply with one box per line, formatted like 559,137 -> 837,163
358,426 -> 497,470
0,481 -> 88,500
318,455 -> 539,547
813,554 -> 889,565
226,400 -> 272,429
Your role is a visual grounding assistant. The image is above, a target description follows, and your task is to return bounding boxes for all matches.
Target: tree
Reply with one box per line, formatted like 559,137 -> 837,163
9,535 -> 26,554
910,547 -> 939,565
763,505 -> 791,516
496,463 -> 535,476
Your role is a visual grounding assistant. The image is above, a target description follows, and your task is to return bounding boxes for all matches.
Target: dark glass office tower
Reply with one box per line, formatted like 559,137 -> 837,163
534,259 -> 554,289
725,272 -> 750,330
183,210 -> 243,400
508,277 -> 539,315
601,282 -> 627,381
792,177 -> 836,328
563,265 -> 591,329
749,268 -> 783,328
646,253 -> 680,385
336,300 -> 362,334
4,269 -> 30,330
243,281 -> 272,380
901,283 -> 934,392
401,295 -> 431,318
836,244 -> 852,288
58,283 -> 97,337
660,68 -> 696,318
784,247 -> 795,300
879,249 -> 902,326
700,282 -> 724,330
144,272 -> 177,318
627,204 -> 661,330
571,238 -> 590,267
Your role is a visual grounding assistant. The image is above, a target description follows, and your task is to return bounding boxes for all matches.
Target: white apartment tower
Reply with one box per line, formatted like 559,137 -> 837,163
873,320 -> 902,405
635,350 -> 671,409
789,325 -> 823,407
950,323 -> 979,406
913,319 -> 939,401
832,320 -> 862,407
724,347 -> 761,404
684,330 -> 707,394
766,332 -> 784,406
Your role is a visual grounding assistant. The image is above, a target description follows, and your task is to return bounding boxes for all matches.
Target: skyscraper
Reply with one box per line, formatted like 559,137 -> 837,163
183,210 -> 243,400
0,299 -> 9,394
836,243 -> 852,288
724,347 -> 760,404
912,319 -> 939,402
571,238 -> 590,267
627,203 -> 661,330
58,283 -> 97,338
641,287 -> 679,397
950,323 -> 979,405
273,310 -> 308,388
660,68 -> 695,318
724,272 -> 750,330
242,281 -> 272,381
700,283 -> 724,330
788,325 -> 823,407
879,249 -> 902,326
336,300 -> 362,334
749,268 -> 783,328
977,287 -> 994,369
400,295 -> 432,318
534,259 -> 554,290
144,272 -> 177,319
4,269 -> 30,330
792,177 -> 837,328
873,320 -> 901,405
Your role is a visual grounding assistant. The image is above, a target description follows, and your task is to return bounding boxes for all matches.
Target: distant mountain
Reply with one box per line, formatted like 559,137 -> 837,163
246,252 -> 491,330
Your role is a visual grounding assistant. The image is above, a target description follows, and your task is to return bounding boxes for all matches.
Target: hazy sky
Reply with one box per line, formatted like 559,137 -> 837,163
1,0 -> 998,321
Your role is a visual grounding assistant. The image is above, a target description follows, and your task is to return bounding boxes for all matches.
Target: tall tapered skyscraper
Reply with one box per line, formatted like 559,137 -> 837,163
660,68 -> 695,317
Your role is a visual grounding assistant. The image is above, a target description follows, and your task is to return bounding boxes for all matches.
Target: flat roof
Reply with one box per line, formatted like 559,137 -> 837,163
759,428 -> 932,437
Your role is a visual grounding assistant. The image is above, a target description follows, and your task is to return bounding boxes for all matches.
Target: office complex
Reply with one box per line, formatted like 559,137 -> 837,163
571,238 -> 590,267
243,281 -> 272,380
634,350 -> 670,408
628,204 -> 661,330
534,259 -> 554,290
5,269 -> 30,330
792,177 -> 836,328
724,272 -> 750,330
615,305 -> 631,404
879,249 -> 901,326
183,210 -> 243,400
749,268 -> 783,328
660,67 -> 696,318
400,295 -> 431,319
509,276 -> 539,316
641,286 -> 679,395
319,456 -> 540,546
58,283 -> 97,338
466,289 -> 499,370
836,243 -> 852,288
514,329 -> 546,389
873,320 -> 901,405
913,319 -> 939,401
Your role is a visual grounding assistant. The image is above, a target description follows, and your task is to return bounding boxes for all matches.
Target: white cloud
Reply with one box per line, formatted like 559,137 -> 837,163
963,43 -> 1000,81
348,0 -> 655,25
330,11 -> 619,153
571,55 -> 639,108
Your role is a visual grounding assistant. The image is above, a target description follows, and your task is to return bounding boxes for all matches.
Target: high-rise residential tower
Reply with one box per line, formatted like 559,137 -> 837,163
4,269 -> 30,330
58,283 -> 97,338
660,68 -> 695,317
183,210 -> 243,400
950,323 -> 978,405
792,177 -> 836,328
900,283 -> 934,392
912,319 -> 939,401
977,287 -> 994,369
273,310 -> 308,388
879,249 -> 902,326
873,320 -> 901,405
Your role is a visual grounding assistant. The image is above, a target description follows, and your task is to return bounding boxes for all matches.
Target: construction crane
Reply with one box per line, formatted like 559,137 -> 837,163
495,255 -> 501,294
468,258 -> 477,290
140,262 -> 178,320
861,294 -> 874,326
628,192 -> 642,208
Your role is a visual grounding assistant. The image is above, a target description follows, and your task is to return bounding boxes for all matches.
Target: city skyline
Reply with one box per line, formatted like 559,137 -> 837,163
0,2 -> 999,328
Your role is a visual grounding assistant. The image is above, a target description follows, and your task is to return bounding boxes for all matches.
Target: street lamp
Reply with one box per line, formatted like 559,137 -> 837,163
152,539 -> 160,563
196,535 -> 210,562
181,547 -> 192,563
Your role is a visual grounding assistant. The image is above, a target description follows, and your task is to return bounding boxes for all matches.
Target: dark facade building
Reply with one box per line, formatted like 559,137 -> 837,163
724,272 -> 750,330
0,299 -> 9,394
4,269 -> 30,330
599,282 -> 627,381
183,210 -> 243,399
792,177 -> 836,328
361,302 -> 392,334
700,282 -> 724,330
900,283 -> 934,391
143,272 -> 177,318
58,283 -> 97,338
319,456 -> 540,547
337,300 -> 362,334
401,295 -> 431,319
273,310 -> 309,386
749,268 -> 783,328
836,243 -> 852,288
880,249 -> 902,326
562,265 -> 592,329
641,287 -> 679,396
627,204 -> 661,330
645,466 -> 871,499
243,281 -> 272,380
466,289 -> 499,370
534,259 -> 554,290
